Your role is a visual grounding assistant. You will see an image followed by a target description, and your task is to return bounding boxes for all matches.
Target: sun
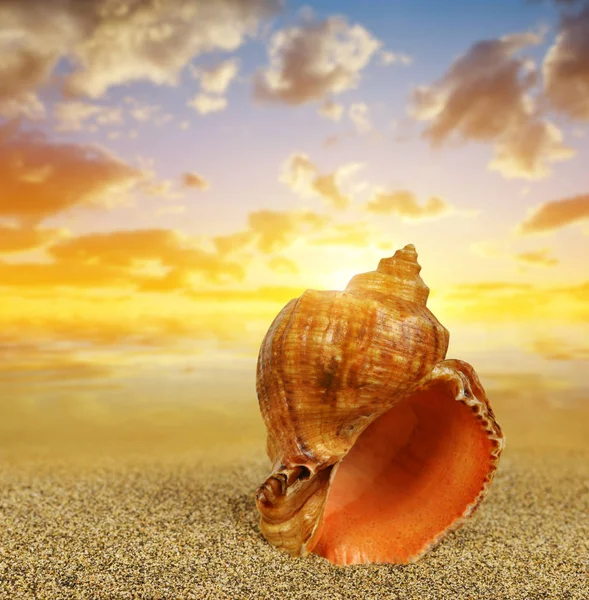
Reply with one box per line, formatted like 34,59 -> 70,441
323,267 -> 358,291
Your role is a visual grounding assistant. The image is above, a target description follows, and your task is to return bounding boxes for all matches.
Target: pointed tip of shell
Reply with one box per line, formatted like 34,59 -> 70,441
345,243 -> 428,306
377,244 -> 421,276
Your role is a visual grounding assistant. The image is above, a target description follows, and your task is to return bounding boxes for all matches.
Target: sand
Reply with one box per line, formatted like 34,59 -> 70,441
0,448 -> 587,600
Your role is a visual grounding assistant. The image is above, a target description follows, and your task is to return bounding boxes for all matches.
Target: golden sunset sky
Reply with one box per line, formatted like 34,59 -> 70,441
0,0 -> 587,455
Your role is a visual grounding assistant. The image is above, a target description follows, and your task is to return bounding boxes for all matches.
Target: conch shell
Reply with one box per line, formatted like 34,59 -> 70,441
255,244 -> 504,565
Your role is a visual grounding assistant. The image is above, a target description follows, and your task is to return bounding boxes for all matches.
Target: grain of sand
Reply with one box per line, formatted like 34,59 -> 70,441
0,448 -> 587,600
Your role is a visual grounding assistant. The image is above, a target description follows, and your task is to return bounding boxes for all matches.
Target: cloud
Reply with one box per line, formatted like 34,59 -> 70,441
0,345 -> 114,383
0,0 -> 281,102
0,226 -> 65,254
54,101 -> 123,131
248,209 -> 328,252
543,5 -> 589,121
518,194 -> 589,234
254,16 -> 380,105
410,32 -> 574,179
213,207 -> 331,257
0,228 -> 244,292
280,152 -> 362,209
0,259 -> 128,289
449,282 -> 533,296
213,231 -> 255,255
193,58 -> 240,94
0,122 -> 143,224
156,205 -> 186,216
366,190 -> 450,219
144,179 -> 183,200
49,229 -> 242,283
0,11 -> 56,119
125,98 -> 161,122
318,100 -> 344,121
515,248 -> 559,266
311,173 -> 351,210
310,222 -> 373,247
379,50 -> 412,66
348,102 -> 371,133
268,256 -> 299,274
188,93 -> 228,114
489,120 -> 574,179
280,152 -> 317,191
528,336 -> 589,361
183,172 -> 210,190
0,93 -> 46,120
442,281 -> 589,322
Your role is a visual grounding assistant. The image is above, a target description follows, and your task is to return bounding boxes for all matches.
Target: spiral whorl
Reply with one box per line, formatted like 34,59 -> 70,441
345,244 -> 430,305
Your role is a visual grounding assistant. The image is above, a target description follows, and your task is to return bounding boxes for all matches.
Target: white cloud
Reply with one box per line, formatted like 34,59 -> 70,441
187,94 -> 228,115
193,58 -> 240,94
0,0 -> 281,102
348,102 -> 371,133
254,16 -> 380,105
318,100 -> 344,121
54,101 -> 123,132
379,50 -> 412,66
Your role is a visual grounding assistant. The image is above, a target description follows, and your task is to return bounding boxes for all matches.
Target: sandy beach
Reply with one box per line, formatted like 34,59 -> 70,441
1,444 -> 587,600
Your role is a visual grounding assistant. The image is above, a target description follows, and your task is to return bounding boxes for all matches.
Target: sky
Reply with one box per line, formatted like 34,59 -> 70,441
0,0 -> 588,456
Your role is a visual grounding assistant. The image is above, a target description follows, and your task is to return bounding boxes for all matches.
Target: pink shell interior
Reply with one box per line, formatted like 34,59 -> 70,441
312,379 -> 496,565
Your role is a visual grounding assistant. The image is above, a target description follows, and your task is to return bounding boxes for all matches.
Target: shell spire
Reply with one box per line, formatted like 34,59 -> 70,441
346,243 -> 430,305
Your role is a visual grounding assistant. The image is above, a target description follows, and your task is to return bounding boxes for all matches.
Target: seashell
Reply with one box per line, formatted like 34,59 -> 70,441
255,244 -> 504,565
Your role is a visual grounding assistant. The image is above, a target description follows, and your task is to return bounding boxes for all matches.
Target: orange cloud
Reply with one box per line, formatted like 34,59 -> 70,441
366,190 -> 450,219
0,122 -> 143,224
411,32 -> 574,179
49,229 -> 243,283
254,16 -> 380,105
518,194 -> 589,234
515,248 -> 559,266
248,209 -> 328,252
0,260 -> 126,289
0,228 -> 244,291
0,226 -> 64,254
183,172 -> 210,190
544,5 -> 589,121
310,222 -> 372,247
0,0 -> 280,103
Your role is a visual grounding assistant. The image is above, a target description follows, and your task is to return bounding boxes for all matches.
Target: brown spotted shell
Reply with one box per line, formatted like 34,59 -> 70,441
255,244 -> 504,565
